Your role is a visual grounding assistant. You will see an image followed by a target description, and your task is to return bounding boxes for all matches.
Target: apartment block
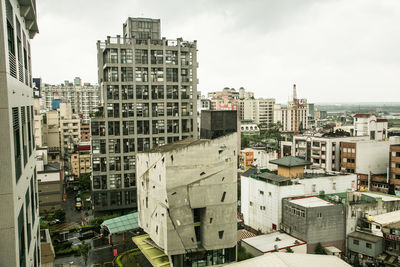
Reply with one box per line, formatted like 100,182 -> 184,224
340,140 -> 391,193
353,113 -> 388,140
390,144 -> 400,194
282,196 -> 346,253
239,98 -> 275,128
136,133 -> 238,266
0,0 -> 40,266
41,77 -> 100,124
274,84 -> 309,133
292,135 -> 369,172
71,142 -> 91,177
59,103 -> 81,157
208,87 -> 239,110
91,17 -> 198,214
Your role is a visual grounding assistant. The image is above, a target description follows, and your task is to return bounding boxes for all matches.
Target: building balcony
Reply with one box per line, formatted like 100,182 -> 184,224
391,156 -> 400,164
391,168 -> 400,175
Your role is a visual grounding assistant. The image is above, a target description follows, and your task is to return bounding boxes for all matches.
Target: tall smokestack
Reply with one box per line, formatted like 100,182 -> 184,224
293,84 -> 297,100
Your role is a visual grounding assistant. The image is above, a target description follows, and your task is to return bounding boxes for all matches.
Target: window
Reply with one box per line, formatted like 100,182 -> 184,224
135,49 -> 148,64
218,230 -> 224,239
353,239 -> 359,245
151,50 -> 163,64
221,192 -> 226,202
124,173 -> 136,188
120,49 -> 133,64
366,243 -> 372,249
12,107 -> 22,181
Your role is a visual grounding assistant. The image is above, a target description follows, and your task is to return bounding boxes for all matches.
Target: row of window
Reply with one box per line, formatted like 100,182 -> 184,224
104,102 -> 193,119
103,48 -> 193,66
103,67 -> 193,83
93,190 -> 136,206
13,106 -> 34,181
92,119 -> 193,137
93,173 -> 136,190
6,0 -> 32,85
106,84 -> 192,100
18,170 -> 39,267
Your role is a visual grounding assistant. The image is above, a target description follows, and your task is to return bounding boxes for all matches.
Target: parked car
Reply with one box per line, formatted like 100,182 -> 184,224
49,219 -> 61,225
75,197 -> 82,210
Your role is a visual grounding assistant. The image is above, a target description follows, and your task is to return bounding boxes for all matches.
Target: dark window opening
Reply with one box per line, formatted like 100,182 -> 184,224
210,218 -> 213,224
200,172 -> 206,176
195,225 -> 201,242
221,192 -> 226,202
218,230 -> 224,239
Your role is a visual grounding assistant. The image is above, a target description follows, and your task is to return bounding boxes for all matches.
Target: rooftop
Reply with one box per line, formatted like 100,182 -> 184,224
242,167 -> 258,178
242,232 -> 306,253
226,252 -> 351,267
348,231 -> 382,243
289,196 -> 335,208
368,210 -> 400,226
353,113 -> 373,118
269,156 -> 312,167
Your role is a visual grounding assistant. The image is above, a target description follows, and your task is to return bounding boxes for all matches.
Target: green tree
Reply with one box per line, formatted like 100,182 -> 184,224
54,209 -> 66,222
79,173 -> 91,191
314,243 -> 327,255
77,240 -> 91,267
286,247 -> 294,253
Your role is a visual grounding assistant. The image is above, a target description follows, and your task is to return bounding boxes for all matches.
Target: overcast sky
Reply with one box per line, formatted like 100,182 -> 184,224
32,0 -> 400,103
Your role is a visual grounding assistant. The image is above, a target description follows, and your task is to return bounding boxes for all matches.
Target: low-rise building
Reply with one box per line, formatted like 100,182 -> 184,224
241,156 -> 357,233
241,232 -> 306,256
353,113 -> 388,140
292,135 -> 368,172
239,147 -> 278,171
71,142 -> 91,178
282,196 -> 346,253
36,149 -> 62,214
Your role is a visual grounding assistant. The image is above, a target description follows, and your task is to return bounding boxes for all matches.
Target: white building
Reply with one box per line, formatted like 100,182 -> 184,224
41,77 -> 100,124
240,121 -> 260,136
239,147 -> 278,171
353,114 -> 388,140
239,98 -> 275,128
0,0 -> 40,266
241,232 -> 306,255
292,135 -> 369,172
241,168 -> 357,233
136,133 -> 237,265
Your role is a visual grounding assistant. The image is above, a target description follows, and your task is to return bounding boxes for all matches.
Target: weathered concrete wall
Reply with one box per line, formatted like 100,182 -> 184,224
137,133 -> 237,255
348,235 -> 383,257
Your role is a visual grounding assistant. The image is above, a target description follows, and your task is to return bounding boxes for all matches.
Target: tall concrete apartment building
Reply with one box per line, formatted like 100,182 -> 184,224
91,17 -> 198,214
41,77 -> 100,124
239,98 -> 275,128
0,0 -> 40,266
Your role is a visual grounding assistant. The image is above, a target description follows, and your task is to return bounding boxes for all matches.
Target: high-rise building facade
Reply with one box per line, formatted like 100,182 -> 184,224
274,84 -> 309,133
41,77 -> 100,124
91,17 -> 198,214
0,0 -> 40,266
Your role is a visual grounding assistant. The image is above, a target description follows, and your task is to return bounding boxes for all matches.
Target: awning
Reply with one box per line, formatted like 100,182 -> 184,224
132,234 -> 171,267
101,212 -> 139,235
